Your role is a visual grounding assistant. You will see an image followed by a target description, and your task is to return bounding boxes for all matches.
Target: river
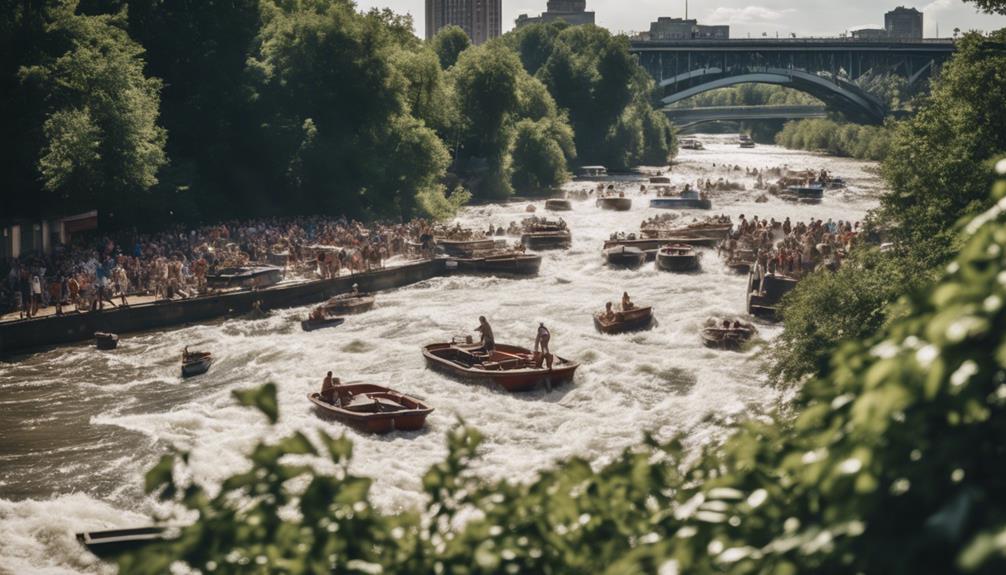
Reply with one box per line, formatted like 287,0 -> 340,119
0,136 -> 885,574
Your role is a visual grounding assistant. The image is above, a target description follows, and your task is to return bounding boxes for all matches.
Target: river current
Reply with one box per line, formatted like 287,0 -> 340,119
0,136 -> 885,574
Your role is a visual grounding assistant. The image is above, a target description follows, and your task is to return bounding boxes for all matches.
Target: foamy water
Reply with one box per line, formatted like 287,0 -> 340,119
0,138 -> 884,573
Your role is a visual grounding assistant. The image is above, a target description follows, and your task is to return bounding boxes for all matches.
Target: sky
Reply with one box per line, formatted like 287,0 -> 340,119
355,0 -> 1006,38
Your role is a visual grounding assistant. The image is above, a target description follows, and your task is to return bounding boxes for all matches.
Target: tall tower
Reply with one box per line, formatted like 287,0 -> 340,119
426,0 -> 501,45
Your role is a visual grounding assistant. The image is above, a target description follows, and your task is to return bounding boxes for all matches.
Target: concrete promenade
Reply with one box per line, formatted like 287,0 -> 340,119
0,259 -> 447,356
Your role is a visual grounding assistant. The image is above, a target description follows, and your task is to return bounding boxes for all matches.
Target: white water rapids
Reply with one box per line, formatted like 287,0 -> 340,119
0,136 -> 885,574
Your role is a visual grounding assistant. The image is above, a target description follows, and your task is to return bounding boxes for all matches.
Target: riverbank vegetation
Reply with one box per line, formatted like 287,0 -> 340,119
0,2 -> 673,225
774,118 -> 894,161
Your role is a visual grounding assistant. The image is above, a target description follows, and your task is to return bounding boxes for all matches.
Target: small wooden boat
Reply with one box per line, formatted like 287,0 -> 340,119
642,221 -> 733,240
656,244 -> 701,272
701,321 -> 757,350
521,230 -> 572,250
593,306 -> 654,334
680,139 -> 705,150
181,351 -> 213,378
95,332 -> 119,350
545,199 -> 572,211
650,190 -> 711,210
301,316 -> 346,332
746,271 -> 800,322
449,253 -> 542,276
604,245 -> 645,268
207,265 -> 283,289
596,196 -> 632,211
604,236 -> 719,251
739,135 -> 756,148
423,341 -> 578,392
323,292 -> 375,315
77,526 -> 170,558
308,384 -> 433,434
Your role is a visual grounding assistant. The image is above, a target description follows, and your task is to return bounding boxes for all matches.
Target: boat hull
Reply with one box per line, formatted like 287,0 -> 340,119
701,328 -> 754,351
422,343 -> 578,392
650,198 -> 712,210
450,254 -> 542,276
95,333 -> 118,350
593,307 -> 654,334
181,356 -> 213,378
656,252 -> 700,272
438,239 -> 496,256
545,199 -> 572,211
521,232 -> 572,250
301,317 -> 346,332
77,527 -> 170,558
596,197 -> 632,211
307,387 -> 432,434
323,295 -> 375,315
207,266 -> 283,289
604,246 -> 645,268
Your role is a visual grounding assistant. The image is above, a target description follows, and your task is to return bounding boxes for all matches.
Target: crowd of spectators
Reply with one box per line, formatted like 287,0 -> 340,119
719,214 -> 861,276
1,216 -> 434,319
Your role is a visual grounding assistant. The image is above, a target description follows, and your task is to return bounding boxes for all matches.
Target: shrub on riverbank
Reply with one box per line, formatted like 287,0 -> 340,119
775,118 -> 893,161
121,167 -> 1006,575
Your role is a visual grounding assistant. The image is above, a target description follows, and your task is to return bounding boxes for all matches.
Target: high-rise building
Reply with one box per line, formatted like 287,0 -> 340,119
885,6 -> 923,39
646,17 -> 729,41
426,0 -> 502,45
515,0 -> 595,29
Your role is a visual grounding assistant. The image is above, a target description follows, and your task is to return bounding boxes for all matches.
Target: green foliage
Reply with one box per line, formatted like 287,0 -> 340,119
965,0 -> 1006,14
530,24 -> 675,169
772,248 -> 929,384
775,118 -> 893,161
118,168 -> 1006,574
430,24 -> 470,69
18,1 -> 166,213
880,30 -> 1006,269
510,119 -> 569,194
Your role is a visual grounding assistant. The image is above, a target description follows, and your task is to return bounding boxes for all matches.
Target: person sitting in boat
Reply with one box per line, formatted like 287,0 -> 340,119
621,292 -> 634,311
309,306 -> 326,321
475,316 -> 495,353
321,371 -> 341,404
604,301 -> 616,321
351,283 -> 360,295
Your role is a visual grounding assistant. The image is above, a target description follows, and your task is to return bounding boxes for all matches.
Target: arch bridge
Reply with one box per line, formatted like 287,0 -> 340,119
629,39 -> 957,124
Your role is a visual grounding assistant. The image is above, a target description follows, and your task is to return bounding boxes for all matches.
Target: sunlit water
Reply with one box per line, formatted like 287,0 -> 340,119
0,136 -> 885,573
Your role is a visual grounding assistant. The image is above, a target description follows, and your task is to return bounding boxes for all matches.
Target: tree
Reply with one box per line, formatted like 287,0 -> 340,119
431,24 -> 470,69
19,1 -> 167,216
965,0 -> 1006,14
880,30 -> 1006,268
510,119 -> 568,194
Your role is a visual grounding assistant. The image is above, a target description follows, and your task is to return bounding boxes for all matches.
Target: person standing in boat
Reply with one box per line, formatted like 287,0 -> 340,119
475,316 -> 495,353
621,292 -> 634,311
534,323 -> 551,355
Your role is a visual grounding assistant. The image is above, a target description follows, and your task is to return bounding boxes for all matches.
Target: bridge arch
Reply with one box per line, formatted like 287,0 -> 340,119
659,68 -> 887,124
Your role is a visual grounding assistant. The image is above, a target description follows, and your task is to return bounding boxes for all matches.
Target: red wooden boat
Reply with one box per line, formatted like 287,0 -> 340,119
422,341 -> 578,392
307,384 -> 433,434
323,292 -> 375,315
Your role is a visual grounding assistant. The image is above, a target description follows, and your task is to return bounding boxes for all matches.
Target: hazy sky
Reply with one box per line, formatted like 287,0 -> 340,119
356,0 -> 1006,38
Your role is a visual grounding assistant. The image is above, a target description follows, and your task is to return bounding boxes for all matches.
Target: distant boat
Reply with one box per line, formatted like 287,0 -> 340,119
779,185 -> 824,204
593,306 -> 654,334
181,350 -> 213,377
680,139 -> 705,150
206,266 -> 283,290
656,244 -> 701,272
323,292 -> 375,315
448,253 -> 542,276
307,384 -> 433,434
650,189 -> 712,210
545,199 -> 573,211
301,316 -> 346,332
739,135 -> 756,148
437,237 -> 496,256
604,245 -> 646,268
596,196 -> 632,211
77,526 -> 170,558
422,341 -> 578,392
701,320 -> 757,351
95,332 -> 118,350
575,165 -> 608,179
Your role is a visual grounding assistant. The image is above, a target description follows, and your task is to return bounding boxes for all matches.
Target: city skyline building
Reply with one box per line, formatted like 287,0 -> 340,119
515,0 -> 596,29
886,6 -> 924,39
425,0 -> 502,45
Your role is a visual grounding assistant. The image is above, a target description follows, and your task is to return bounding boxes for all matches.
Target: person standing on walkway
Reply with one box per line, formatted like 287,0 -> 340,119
30,272 -> 42,316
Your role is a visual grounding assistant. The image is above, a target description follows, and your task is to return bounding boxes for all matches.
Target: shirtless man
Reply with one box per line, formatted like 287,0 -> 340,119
321,371 -> 340,403
475,316 -> 495,353
534,322 -> 550,355
621,291 -> 634,310
604,301 -> 616,321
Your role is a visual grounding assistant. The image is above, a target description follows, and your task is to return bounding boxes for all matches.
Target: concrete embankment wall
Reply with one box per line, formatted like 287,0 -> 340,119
0,259 -> 446,356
